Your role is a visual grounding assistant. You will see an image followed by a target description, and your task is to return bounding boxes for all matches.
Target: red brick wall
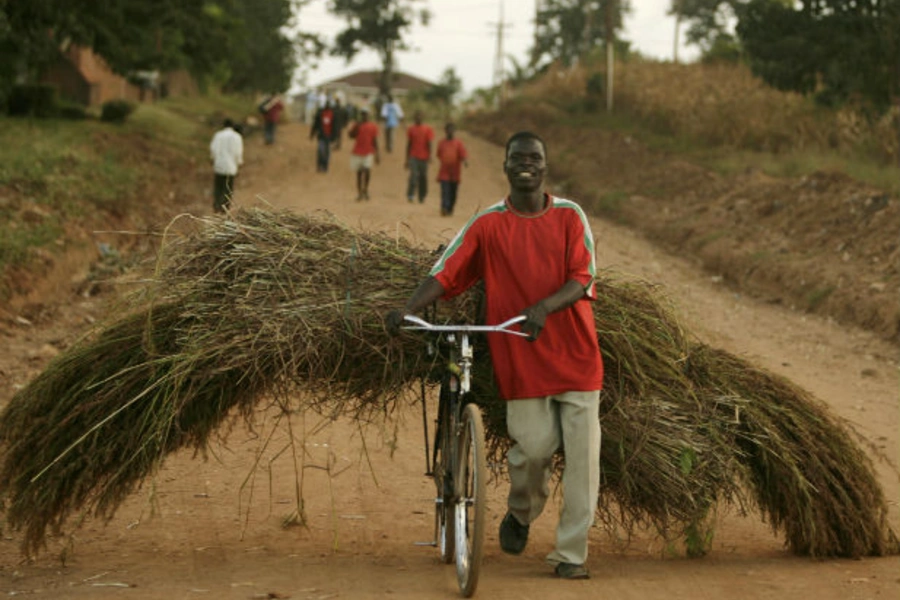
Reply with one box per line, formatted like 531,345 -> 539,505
41,45 -> 142,107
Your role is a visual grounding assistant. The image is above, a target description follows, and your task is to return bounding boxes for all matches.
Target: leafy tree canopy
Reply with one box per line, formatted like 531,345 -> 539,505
531,0 -> 631,68
0,0 -> 320,101
329,0 -> 430,97
736,0 -> 898,111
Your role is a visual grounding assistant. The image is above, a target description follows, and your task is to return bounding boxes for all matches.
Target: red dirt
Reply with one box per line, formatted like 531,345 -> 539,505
1,121 -> 898,599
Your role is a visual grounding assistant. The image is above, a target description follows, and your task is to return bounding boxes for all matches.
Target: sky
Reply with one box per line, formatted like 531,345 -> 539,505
295,0 -> 699,93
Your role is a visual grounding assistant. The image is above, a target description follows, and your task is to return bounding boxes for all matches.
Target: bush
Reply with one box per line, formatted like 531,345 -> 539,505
101,99 -> 135,123
8,84 -> 59,118
57,101 -> 88,120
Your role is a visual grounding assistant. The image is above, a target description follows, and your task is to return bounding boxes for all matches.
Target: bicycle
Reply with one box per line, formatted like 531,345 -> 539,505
403,314 -> 528,597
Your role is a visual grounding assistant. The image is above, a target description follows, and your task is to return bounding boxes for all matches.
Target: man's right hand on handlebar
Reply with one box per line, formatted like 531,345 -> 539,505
385,309 -> 407,337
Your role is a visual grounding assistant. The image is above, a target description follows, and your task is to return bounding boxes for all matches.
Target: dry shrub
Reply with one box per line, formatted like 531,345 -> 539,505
519,59 -> 897,159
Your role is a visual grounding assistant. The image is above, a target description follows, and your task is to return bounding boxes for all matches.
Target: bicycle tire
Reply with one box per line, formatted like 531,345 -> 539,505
454,402 -> 487,597
434,380 -> 456,564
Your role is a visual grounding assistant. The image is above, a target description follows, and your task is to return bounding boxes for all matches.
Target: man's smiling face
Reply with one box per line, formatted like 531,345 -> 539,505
504,137 -> 547,192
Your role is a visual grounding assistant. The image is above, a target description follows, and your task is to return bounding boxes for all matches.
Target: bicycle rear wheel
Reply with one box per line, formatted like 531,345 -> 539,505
434,381 -> 456,564
454,402 -> 487,597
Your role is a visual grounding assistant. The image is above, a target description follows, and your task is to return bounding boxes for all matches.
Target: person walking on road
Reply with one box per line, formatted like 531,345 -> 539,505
405,110 -> 434,203
310,101 -> 337,172
386,131 -> 603,581
259,93 -> 285,145
380,95 -> 404,153
209,118 -> 244,213
348,108 -> 380,201
331,97 -> 348,151
435,122 -> 468,216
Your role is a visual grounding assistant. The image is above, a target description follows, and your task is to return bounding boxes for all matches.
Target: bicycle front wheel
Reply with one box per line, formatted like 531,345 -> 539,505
454,402 -> 487,597
434,381 -> 456,564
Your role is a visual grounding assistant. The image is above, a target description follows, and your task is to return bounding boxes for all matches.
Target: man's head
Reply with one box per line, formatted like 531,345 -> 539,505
413,110 -> 423,124
360,108 -> 370,121
503,131 -> 548,192
222,118 -> 235,130
445,122 -> 455,138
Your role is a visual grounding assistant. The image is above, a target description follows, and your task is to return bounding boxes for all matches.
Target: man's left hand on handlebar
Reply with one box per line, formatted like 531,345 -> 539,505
519,302 -> 549,341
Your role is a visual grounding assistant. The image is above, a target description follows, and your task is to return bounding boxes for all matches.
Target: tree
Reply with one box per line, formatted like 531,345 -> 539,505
736,0 -> 898,111
226,0 -> 323,93
0,0 -> 314,104
669,0 -> 741,55
423,67 -> 461,120
328,0 -> 429,98
530,0 -> 631,69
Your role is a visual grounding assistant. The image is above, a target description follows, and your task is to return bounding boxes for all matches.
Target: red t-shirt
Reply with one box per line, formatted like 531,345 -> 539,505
352,121 -> 379,156
436,138 -> 468,182
321,109 -> 334,137
265,100 -> 284,123
407,124 -> 434,160
430,195 -> 604,400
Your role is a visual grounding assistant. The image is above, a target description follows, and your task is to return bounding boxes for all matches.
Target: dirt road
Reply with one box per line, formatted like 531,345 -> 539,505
1,122 -> 898,599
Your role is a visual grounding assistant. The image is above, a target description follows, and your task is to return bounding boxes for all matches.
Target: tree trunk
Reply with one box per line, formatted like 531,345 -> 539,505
379,40 -> 395,100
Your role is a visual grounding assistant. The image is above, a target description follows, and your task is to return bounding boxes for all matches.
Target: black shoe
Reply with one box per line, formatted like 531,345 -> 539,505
554,562 -> 589,580
499,512 -> 529,555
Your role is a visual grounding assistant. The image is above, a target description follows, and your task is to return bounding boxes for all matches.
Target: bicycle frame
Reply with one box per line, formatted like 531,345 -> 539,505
404,314 -> 527,597
403,314 -> 529,395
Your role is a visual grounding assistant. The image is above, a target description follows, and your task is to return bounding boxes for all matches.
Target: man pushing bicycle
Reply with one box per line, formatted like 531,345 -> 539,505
386,131 -> 604,580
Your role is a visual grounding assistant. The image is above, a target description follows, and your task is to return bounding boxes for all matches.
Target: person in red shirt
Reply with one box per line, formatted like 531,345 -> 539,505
387,131 -> 602,581
348,109 -> 380,201
259,93 -> 284,145
309,101 -> 336,172
405,110 -> 434,203
435,122 -> 468,216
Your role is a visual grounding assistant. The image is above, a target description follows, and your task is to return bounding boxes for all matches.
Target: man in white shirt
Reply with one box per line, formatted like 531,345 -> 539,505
380,95 -> 404,153
209,119 -> 244,213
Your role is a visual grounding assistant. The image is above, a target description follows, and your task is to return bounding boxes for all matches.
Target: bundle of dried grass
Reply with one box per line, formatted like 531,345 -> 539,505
0,208 -> 893,559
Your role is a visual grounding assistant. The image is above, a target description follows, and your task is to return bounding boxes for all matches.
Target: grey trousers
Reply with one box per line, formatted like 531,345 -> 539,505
506,390 -> 601,565
406,158 -> 428,202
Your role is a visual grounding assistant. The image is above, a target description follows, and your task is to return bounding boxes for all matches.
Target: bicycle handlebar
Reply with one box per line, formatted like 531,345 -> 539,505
402,314 -> 530,337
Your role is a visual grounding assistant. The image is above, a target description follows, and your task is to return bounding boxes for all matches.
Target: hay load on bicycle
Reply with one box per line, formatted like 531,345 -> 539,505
0,208 -> 895,559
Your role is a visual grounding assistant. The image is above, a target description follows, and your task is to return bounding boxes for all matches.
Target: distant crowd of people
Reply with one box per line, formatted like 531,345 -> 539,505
209,90 -> 468,215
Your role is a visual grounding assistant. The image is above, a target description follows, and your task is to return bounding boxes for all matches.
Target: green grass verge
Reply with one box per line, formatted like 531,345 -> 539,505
0,93 -> 255,298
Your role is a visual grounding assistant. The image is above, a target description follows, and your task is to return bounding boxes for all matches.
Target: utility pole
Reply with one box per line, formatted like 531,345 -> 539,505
673,0 -> 682,64
489,0 -> 512,107
605,0 -> 615,112
534,0 -> 545,48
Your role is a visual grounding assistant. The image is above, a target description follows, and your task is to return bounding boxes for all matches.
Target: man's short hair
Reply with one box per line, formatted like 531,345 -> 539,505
223,118 -> 235,129
504,131 -> 547,161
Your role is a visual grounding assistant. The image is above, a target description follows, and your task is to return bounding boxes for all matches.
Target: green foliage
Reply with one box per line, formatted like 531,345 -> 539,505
226,0 -> 322,93
56,101 -> 88,120
700,33 -> 743,64
0,94 -> 249,296
329,0 -> 430,96
421,67 -> 462,119
7,84 -> 58,118
0,0 -> 315,98
100,99 -> 135,123
531,0 -> 631,68
736,0 -> 899,112
670,0 -> 741,53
